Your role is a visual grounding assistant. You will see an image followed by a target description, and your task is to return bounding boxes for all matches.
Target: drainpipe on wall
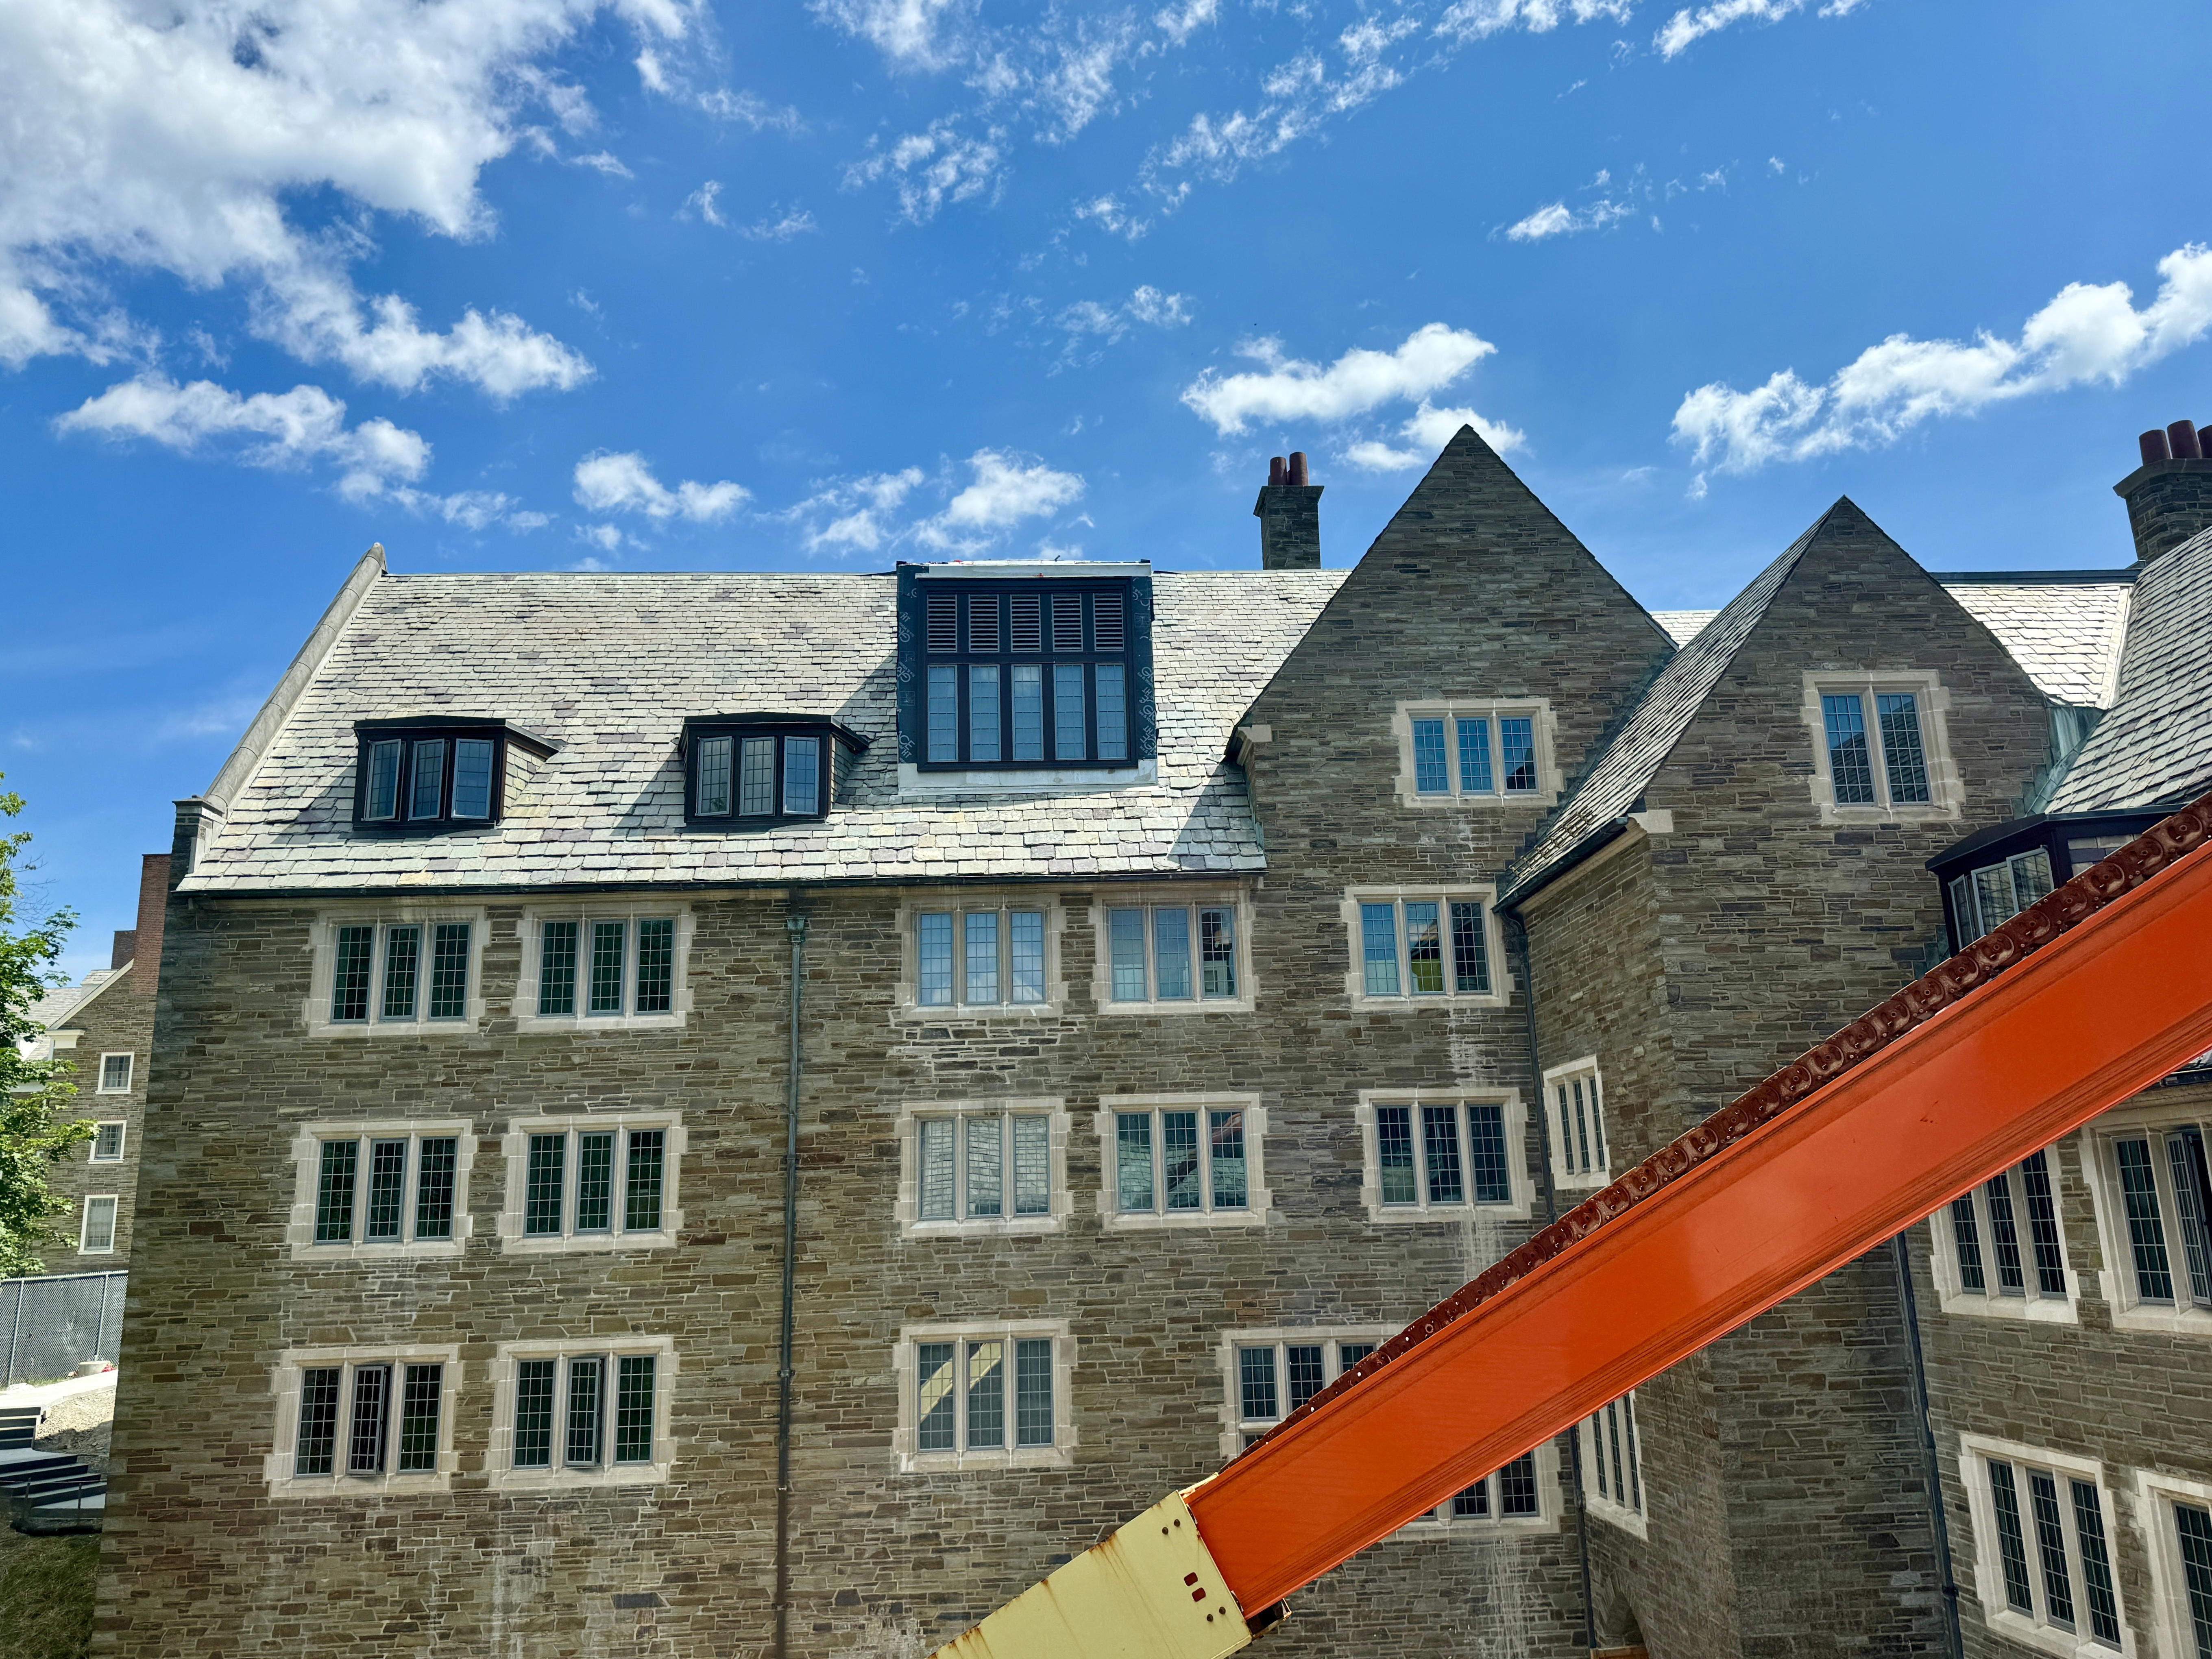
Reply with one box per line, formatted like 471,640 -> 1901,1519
1891,1232 -> 1965,1659
774,911 -> 809,1659
1507,913 -> 1598,1655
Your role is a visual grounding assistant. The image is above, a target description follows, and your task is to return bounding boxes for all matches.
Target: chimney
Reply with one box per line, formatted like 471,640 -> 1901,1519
132,852 -> 172,998
110,930 -> 137,971
1253,451 -> 1323,569
2116,419 -> 2212,564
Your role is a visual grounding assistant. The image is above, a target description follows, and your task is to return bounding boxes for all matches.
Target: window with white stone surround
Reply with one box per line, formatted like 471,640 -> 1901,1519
1801,671 -> 1961,824
1959,1434 -> 2127,1657
266,1345 -> 461,1495
1096,1095 -> 1269,1230
1091,889 -> 1256,1015
1541,1058 -> 1611,1190
287,1120 -> 477,1260
498,1114 -> 684,1254
487,1337 -> 677,1490
893,1321 -> 1075,1472
2078,1101 -> 2212,1337
514,907 -> 694,1031
1927,1144 -> 2079,1324
1392,700 -> 1560,808
1578,1391 -> 1647,1537
2131,1466 -> 2212,1659
307,909 -> 488,1036
1340,887 -> 1506,1010
897,893 -> 1068,1017
1354,1090 -> 1532,1222
895,1099 -> 1073,1238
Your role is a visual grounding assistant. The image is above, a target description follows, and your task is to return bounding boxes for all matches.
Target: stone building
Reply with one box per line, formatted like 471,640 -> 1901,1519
16,853 -> 168,1274
95,424 -> 2212,1657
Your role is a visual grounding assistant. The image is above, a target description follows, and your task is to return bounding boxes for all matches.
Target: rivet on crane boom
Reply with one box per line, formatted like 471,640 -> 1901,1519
930,790 -> 2212,1659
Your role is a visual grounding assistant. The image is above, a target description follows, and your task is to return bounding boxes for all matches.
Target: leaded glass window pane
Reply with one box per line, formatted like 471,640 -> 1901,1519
1498,1452 -> 1539,1516
1376,1105 -> 1416,1205
1011,664 -> 1044,761
1286,1345 -> 1325,1413
1412,718 -> 1448,793
969,664 -> 1002,763
1822,695 -> 1875,805
2175,1503 -> 2212,1657
928,665 -> 959,763
1013,1116 -> 1050,1216
415,1138 -> 457,1240
1454,1479 -> 1490,1517
1210,1111 -> 1247,1210
1404,902 -> 1444,995
365,1139 -> 407,1241
695,735 -> 732,815
1095,663 -> 1128,762
1467,1103 -> 1510,1203
1989,1459 -> 2035,1613
918,913 -> 953,1006
740,736 -> 776,815
2027,1471 -> 2077,1629
625,1130 -> 665,1232
1876,693 -> 1930,804
1014,1340 -> 1054,1448
635,918 -> 674,1014
1457,717 -> 1493,792
1986,1173 -> 2026,1294
966,1342 -> 1005,1449
1450,901 -> 1489,994
538,920 -> 579,1015
1499,717 -> 1537,792
332,925 -> 374,1022
365,740 -> 403,820
316,1140 -> 358,1243
782,735 -> 821,815
296,1367 -> 341,1476
1053,664 -> 1087,761
408,740 -> 446,820
965,911 -> 1000,1005
966,1116 -> 1002,1218
380,925 -> 420,1020
1361,903 -> 1401,997
397,1364 -> 442,1472
615,1356 -> 656,1463
428,923 -> 469,1019
513,1360 -> 555,1467
917,1343 -> 956,1452
1108,908 -> 1147,1002
1117,1113 -> 1154,1212
452,739 -> 495,819
2168,1128 -> 2212,1307
2116,1138 -> 2175,1301
525,1134 -> 566,1236
1162,1111 -> 1202,1211
589,920 -> 626,1015
920,1120 -> 955,1221
1153,908 -> 1192,1001
575,1131 -> 614,1232
349,1363 -> 391,1474
1009,910 -> 1045,1004
1238,1347 -> 1277,1422
1422,1106 -> 1465,1205
566,1357 -> 604,1467
1976,864 -> 2021,933
1950,1197 -> 1985,1292
2019,1151 -> 2067,1297
1200,907 -> 1236,999
2070,1479 -> 2121,1644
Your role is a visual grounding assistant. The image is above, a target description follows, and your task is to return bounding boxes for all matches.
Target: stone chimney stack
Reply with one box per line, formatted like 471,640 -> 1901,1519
2116,420 -> 2212,564
132,852 -> 172,997
1254,451 -> 1323,569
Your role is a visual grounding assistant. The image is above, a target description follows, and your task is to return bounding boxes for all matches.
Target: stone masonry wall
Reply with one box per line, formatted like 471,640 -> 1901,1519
39,968 -> 152,1277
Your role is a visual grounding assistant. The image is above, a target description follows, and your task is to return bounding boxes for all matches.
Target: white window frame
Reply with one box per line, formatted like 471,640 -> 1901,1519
512,907 -> 695,1032
1354,1089 -> 1532,1223
1090,889 -> 1257,1016
1577,1391 -> 1648,1539
896,892 -> 1068,1019
1800,671 -> 1962,825
1926,1144 -> 2080,1325
1957,1433 -> 2132,1659
1951,847 -> 2058,947
2129,1465 -> 2212,1659
95,1051 -> 133,1094
1216,1326 -> 1558,1533
1391,699 -> 1561,809
77,1195 -> 118,1255
895,1099 -> 1072,1238
2077,1103 -> 2212,1338
893,1320 -> 1076,1473
1096,1094 -> 1270,1231
287,1120 -> 477,1262
1340,886 -> 1509,1011
486,1336 -> 678,1491
89,1122 -> 127,1164
1541,1057 -> 1611,1190
265,1344 -> 462,1496
498,1113 -> 686,1254
305,908 -> 489,1037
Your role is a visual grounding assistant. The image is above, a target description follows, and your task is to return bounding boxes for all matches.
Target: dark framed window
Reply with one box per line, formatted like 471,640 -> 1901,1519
681,714 -> 864,827
1931,809 -> 2167,951
897,567 -> 1154,773
352,718 -> 555,833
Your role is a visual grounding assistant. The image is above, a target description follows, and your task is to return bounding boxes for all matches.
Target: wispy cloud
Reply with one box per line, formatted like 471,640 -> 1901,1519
573,450 -> 749,521
740,205 -> 820,242
1654,0 -> 1864,59
1673,243 -> 2212,492
1180,323 -> 1498,436
1341,399 -> 1528,469
918,449 -> 1085,549
1057,286 -> 1194,359
786,467 -> 928,554
569,150 -> 634,178
843,122 -> 1007,223
1500,198 -> 1637,240
680,181 -> 728,226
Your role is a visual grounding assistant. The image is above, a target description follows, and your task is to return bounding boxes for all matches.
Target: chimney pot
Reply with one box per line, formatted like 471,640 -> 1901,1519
1252,451 -> 1323,569
2169,420 -> 2204,461
1268,456 -> 1286,486
2141,429 -> 2173,466
1287,451 -> 1309,487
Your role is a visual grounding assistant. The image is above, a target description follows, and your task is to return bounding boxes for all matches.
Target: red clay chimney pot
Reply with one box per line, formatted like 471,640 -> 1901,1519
1268,456 -> 1286,486
2168,420 -> 2203,461
1287,451 -> 1309,487
2142,429 -> 2173,466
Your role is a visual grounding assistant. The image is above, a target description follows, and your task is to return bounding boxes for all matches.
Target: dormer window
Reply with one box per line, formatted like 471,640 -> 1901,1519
681,715 -> 866,828
353,719 -> 554,832
896,565 -> 1154,775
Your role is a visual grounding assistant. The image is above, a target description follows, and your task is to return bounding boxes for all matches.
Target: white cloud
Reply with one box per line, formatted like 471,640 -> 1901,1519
1340,399 -> 1528,469
1154,0 -> 1219,44
918,451 -> 1085,549
1058,286 -> 1195,348
573,451 -> 749,521
1341,16 -> 1423,61
740,207 -> 820,242
1653,0 -> 1860,58
1074,194 -> 1148,241
681,181 -> 729,226
783,467 -> 928,554
811,0 -> 967,69
571,151 -> 634,177
1501,197 -> 1636,241
55,374 -> 427,500
579,523 -> 626,554
1180,323 -> 1497,436
1435,0 -> 1632,44
697,88 -> 805,131
1673,243 -> 2212,486
843,122 -> 1007,223
0,0 -> 691,391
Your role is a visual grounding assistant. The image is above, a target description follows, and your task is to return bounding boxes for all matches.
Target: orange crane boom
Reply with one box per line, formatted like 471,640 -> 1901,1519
933,792 -> 2212,1659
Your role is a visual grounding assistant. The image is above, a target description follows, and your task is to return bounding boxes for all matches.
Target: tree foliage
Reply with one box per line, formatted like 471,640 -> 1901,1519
0,776 -> 91,1278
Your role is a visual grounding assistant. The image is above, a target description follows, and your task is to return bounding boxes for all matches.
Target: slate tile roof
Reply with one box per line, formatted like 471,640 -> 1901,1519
1499,517 -> 1823,905
181,567 -> 1349,894
2048,530 -> 2212,811
1650,610 -> 1717,647
1935,573 -> 2133,709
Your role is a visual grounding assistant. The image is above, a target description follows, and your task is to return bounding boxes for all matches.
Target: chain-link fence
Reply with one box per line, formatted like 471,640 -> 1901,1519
0,1271 -> 126,1386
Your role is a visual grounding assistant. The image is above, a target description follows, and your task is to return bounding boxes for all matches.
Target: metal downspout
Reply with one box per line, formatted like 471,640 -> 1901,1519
1508,913 -> 1597,1654
774,912 -> 809,1659
1891,1232 -> 1964,1659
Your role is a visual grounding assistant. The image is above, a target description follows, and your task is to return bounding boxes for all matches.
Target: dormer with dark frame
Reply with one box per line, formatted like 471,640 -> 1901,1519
681,714 -> 868,828
894,561 -> 1157,790
1930,807 -> 2171,948
352,718 -> 558,833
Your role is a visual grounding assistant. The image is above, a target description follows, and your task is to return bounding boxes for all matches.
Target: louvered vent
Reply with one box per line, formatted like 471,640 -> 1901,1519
966,594 -> 999,652
926,593 -> 958,652
1092,591 -> 1124,652
1053,594 -> 1086,653
1010,595 -> 1043,652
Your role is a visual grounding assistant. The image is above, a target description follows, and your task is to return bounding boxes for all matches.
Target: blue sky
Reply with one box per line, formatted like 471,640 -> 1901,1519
5,0 -> 2210,974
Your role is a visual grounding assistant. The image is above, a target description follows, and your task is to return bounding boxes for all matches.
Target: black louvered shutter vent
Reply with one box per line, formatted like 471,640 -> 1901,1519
926,593 -> 957,652
1010,595 -> 1043,652
967,593 -> 999,652
1092,591 -> 1124,652
1053,594 -> 1085,653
